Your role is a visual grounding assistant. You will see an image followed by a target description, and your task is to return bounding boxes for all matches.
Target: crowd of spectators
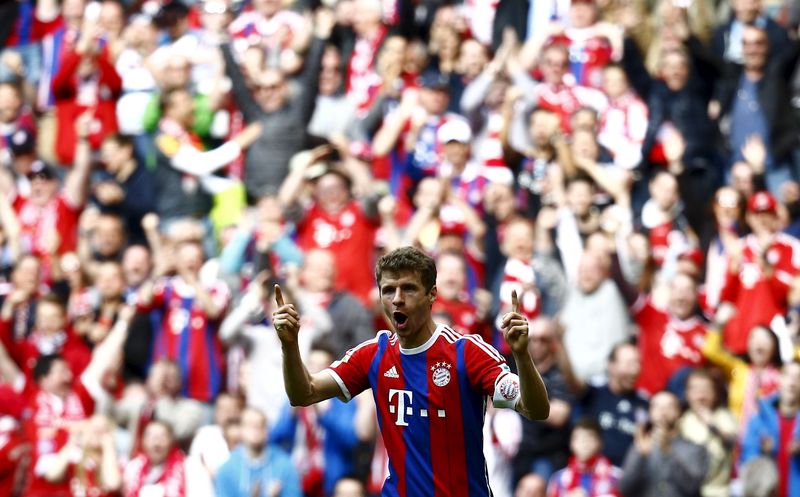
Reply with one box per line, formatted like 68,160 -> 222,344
2,0 -> 800,496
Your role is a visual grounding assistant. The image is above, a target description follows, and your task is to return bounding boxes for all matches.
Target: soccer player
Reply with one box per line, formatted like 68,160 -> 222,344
272,246 -> 550,496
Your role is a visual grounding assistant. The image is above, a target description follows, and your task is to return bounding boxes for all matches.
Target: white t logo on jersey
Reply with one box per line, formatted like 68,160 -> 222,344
388,389 -> 413,426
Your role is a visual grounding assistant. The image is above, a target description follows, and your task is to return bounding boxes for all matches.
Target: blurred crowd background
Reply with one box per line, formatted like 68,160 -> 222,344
2,0 -> 800,496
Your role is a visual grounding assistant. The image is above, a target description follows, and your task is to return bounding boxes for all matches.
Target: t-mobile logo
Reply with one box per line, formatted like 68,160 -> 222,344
388,389 -> 446,426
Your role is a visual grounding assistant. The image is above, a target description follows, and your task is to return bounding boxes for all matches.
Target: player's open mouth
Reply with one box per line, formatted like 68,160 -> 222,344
393,311 -> 408,330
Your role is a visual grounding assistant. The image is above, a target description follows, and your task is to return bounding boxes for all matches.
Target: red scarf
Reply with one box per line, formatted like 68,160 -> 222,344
123,449 -> 186,497
550,455 -> 620,497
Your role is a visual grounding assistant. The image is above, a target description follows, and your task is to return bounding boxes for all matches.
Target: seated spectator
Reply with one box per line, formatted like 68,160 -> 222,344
123,420 -> 187,497
619,391 -> 709,497
0,254 -> 42,341
215,407 -> 301,497
546,418 -> 621,497
433,251 -> 490,339
597,64 -> 648,170
712,0 -> 790,65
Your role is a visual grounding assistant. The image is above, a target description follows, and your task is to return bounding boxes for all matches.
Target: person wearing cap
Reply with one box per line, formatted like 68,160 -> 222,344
436,118 -> 506,212
0,114 -> 93,271
717,191 -> 800,355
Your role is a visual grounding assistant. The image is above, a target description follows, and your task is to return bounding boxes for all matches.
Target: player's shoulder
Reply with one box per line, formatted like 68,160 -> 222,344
440,326 -> 505,362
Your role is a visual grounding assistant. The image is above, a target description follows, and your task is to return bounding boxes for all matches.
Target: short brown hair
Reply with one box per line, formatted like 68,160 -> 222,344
375,246 -> 437,292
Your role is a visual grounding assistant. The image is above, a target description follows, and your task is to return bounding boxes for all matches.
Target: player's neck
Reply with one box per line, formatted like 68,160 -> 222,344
398,320 -> 438,350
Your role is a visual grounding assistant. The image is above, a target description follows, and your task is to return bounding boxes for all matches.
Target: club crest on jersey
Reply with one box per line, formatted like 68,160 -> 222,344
431,362 -> 452,387
498,375 -> 519,400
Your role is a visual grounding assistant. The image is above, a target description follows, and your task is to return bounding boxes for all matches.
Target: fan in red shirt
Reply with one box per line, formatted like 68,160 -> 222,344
3,116 -> 93,276
51,23 -> 122,166
0,385 -> 28,497
40,414 -> 121,497
718,192 -> 800,355
122,420 -> 186,497
0,294 -> 91,380
0,310 -> 132,497
289,169 -> 378,307
432,252 -> 489,340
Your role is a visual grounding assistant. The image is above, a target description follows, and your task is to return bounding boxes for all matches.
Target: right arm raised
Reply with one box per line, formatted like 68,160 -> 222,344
272,285 -> 346,406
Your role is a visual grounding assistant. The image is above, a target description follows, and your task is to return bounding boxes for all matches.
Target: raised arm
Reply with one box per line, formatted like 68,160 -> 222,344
64,113 -> 94,208
82,307 -> 135,385
502,291 -> 550,420
220,42 -> 262,123
272,285 -> 343,406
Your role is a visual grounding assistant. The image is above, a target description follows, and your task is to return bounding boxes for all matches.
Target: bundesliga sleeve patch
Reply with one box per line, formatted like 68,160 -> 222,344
492,371 -> 521,409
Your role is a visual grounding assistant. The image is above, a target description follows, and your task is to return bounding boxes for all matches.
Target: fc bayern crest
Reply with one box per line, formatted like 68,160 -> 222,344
431,362 -> 452,387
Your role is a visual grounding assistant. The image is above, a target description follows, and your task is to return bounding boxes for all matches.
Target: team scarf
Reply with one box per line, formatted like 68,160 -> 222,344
123,448 -> 186,497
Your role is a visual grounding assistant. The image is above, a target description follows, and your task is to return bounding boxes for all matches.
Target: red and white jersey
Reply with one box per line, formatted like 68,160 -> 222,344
432,296 -> 486,340
720,233 -> 800,354
632,297 -> 707,396
598,91 -> 648,169
346,27 -> 388,113
296,201 -> 378,306
325,325 -> 521,497
123,449 -> 186,497
13,191 -> 82,257
229,9 -> 306,51
22,378 -> 97,497
550,30 -> 613,89
463,0 -> 499,46
498,258 -> 540,321
532,81 -> 607,134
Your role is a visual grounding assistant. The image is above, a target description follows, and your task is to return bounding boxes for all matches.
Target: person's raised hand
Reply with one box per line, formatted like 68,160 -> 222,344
502,290 -> 529,355
233,122 -> 263,150
272,284 -> 300,343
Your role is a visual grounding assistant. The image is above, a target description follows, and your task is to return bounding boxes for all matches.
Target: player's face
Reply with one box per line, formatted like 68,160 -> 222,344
379,270 -> 436,339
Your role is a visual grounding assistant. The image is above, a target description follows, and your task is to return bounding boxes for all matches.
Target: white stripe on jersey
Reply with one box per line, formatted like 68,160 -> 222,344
464,335 -> 504,362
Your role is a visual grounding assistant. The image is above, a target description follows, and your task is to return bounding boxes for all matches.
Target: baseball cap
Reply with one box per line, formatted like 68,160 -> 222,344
747,191 -> 777,214
27,160 -> 58,180
9,127 -> 35,157
418,71 -> 450,91
437,119 -> 472,145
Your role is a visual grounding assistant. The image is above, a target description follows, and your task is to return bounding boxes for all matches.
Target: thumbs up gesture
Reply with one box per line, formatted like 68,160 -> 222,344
501,290 -> 530,355
272,284 -> 301,343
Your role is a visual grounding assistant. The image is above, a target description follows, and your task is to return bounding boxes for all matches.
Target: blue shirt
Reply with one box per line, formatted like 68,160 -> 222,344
729,74 -> 772,167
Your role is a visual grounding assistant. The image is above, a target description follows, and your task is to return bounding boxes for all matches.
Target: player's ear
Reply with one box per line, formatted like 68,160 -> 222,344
429,285 -> 437,304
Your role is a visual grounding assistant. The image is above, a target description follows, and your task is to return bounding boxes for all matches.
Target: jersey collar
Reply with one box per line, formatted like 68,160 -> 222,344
399,324 -> 443,355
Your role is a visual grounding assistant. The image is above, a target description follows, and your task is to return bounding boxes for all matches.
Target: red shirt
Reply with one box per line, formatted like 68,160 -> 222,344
632,297 -> 707,396
778,414 -> 796,497
720,233 -> 800,354
13,191 -> 82,257
432,296 -> 488,342
0,416 -> 26,497
22,378 -> 96,497
296,201 -> 378,306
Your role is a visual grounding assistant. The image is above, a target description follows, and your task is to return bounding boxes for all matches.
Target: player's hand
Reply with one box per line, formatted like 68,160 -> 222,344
272,284 -> 300,343
502,290 -> 529,355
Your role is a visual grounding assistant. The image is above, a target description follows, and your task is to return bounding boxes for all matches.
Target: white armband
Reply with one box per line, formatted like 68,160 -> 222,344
492,372 -> 521,410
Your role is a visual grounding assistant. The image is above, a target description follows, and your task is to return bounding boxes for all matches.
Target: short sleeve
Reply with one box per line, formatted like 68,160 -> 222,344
462,335 -> 520,409
325,335 -> 381,402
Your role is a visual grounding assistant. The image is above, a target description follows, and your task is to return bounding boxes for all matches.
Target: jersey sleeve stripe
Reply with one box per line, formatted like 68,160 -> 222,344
323,368 -> 352,402
465,335 -> 504,362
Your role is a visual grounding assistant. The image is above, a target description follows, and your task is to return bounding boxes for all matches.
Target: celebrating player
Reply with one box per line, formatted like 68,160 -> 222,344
272,246 -> 550,496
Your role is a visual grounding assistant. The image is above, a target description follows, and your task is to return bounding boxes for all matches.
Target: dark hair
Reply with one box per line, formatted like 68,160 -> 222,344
748,325 -> 783,368
375,246 -> 437,293
608,339 -> 636,364
33,354 -> 65,383
685,367 -> 723,409
159,88 -> 190,115
39,292 -> 67,311
310,339 -> 336,358
572,417 -> 603,438
103,133 -> 135,150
